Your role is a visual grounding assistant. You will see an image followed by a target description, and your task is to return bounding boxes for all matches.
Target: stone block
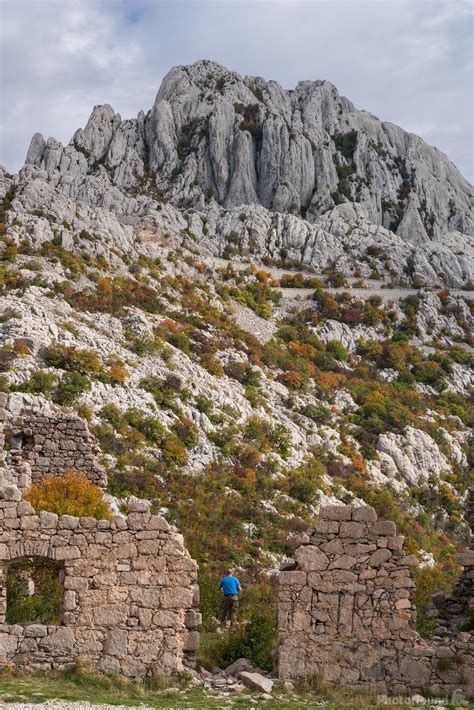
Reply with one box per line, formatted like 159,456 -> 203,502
295,546 -> 329,572
368,548 -> 392,567
103,629 -> 128,657
403,555 -> 419,567
183,631 -> 200,652
23,624 -> 48,638
63,591 -> 77,611
457,550 -> 474,567
328,554 -> 357,570
240,671 -> 273,694
54,545 -> 81,560
147,515 -> 170,531
39,510 -> 58,528
39,627 -> 75,653
127,513 -> 149,530
319,505 -> 351,521
351,506 -> 377,522
387,536 -> 404,550
59,515 -> 79,530
373,520 -> 397,536
313,520 -> 339,534
97,655 -> 120,675
185,610 -> 202,628
339,521 -> 366,538
321,538 -> 344,554
279,571 -> 307,586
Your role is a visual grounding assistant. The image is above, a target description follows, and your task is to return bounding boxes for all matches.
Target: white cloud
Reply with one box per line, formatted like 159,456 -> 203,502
0,0 -> 472,181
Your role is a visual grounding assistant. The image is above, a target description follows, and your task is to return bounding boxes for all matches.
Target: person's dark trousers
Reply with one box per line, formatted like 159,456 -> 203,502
218,594 -> 239,625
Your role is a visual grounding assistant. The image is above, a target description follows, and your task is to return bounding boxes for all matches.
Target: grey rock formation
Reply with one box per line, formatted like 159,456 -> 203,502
1,59 -> 471,287
23,60 -> 473,236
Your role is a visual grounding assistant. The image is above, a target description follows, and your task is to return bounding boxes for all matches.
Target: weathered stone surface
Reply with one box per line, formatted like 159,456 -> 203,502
373,520 -> 397,536
294,546 -> 329,571
240,671 -> 273,694
19,60 -> 474,288
224,657 -> 254,677
277,499 -> 474,694
319,505 -> 351,521
4,410 -> 107,490
0,476 -> 199,677
352,506 -> 377,522
368,548 -> 392,567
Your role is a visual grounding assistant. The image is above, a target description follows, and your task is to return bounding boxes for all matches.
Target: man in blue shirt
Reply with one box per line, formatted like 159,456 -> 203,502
218,568 -> 242,626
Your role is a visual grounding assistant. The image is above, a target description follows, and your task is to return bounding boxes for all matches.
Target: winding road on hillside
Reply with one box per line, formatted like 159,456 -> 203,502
206,256 -> 472,302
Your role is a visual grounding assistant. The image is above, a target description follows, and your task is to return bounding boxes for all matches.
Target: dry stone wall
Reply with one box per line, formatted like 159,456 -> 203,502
2,404 -> 106,491
277,504 -> 473,697
429,487 -> 474,636
0,477 -> 200,676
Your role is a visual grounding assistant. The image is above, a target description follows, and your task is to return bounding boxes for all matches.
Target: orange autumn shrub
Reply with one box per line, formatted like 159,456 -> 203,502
278,370 -> 304,389
24,470 -> 111,520
107,363 -> 128,385
315,371 -> 344,388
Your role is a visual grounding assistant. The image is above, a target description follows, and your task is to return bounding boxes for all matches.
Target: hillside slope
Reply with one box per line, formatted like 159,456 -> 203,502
0,62 -> 473,635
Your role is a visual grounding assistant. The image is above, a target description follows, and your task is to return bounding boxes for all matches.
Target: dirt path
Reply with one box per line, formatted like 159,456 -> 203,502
206,256 -> 472,302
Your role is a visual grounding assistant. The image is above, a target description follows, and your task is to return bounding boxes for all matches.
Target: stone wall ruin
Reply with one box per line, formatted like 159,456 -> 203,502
0,396 -> 200,676
2,403 -> 106,491
277,503 -> 474,697
0,482 -> 200,675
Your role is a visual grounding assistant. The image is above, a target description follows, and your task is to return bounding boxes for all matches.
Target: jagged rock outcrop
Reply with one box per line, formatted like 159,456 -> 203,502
24,61 -> 473,237
8,59 -> 471,287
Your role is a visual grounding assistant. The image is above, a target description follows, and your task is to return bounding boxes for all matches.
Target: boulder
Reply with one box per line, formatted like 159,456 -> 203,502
239,671 -> 274,694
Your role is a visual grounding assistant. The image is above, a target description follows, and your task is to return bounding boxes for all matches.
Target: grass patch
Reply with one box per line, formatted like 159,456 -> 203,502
0,667 -> 431,708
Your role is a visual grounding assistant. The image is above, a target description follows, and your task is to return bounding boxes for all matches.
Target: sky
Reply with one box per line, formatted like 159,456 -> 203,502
0,0 -> 473,181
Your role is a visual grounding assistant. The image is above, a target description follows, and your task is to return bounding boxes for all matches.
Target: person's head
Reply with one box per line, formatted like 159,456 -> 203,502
226,567 -> 233,576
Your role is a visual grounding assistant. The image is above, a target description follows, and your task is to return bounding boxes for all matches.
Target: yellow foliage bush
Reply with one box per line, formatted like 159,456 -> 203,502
24,470 -> 111,520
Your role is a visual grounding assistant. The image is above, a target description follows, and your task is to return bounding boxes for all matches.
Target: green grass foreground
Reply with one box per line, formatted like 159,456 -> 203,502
0,666 -> 462,709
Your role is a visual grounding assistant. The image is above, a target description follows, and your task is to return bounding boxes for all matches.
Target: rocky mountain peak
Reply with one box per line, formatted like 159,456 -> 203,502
18,60 -> 474,286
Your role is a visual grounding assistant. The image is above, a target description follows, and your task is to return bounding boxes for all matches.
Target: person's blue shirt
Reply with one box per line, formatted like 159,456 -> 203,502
220,575 -> 241,595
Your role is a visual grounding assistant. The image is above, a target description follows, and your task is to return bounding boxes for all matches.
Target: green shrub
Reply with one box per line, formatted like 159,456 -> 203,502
161,436 -> 188,467
168,331 -> 190,353
16,370 -> 56,395
54,371 -> 91,404
284,459 -> 326,502
172,417 -> 199,449
301,402 -> 331,424
100,403 -> 125,429
195,395 -> 213,415
6,557 -> 64,624
125,409 -> 167,445
326,340 -> 348,362
140,374 -> 182,412
243,416 -> 291,459
44,343 -> 101,375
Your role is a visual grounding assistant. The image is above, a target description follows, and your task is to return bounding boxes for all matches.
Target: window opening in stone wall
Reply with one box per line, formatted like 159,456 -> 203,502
6,557 -> 65,625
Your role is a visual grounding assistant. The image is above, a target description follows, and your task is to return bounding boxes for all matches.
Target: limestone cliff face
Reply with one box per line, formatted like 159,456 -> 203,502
11,59 -> 474,286
24,59 -> 473,240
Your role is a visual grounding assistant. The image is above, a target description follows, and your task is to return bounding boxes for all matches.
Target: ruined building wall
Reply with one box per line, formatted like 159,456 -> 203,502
277,504 -> 474,697
2,399 -> 107,490
0,483 -> 200,676
429,488 -> 474,636
0,394 -> 200,676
